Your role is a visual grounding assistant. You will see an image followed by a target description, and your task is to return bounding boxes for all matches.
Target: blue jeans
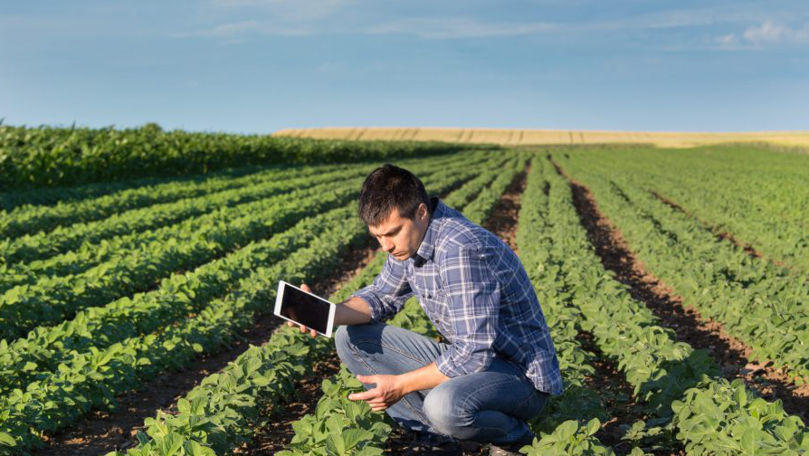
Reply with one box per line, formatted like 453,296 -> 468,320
334,323 -> 549,445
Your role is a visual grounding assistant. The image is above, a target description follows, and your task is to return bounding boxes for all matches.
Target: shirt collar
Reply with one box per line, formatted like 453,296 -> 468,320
413,197 -> 443,266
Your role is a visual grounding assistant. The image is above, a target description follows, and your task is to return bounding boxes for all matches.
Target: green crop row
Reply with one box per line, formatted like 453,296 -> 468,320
0,164 -> 272,212
1,164 -> 373,265
561,151 -> 809,383
551,155 -> 809,455
0,160 -> 483,455
0,123 -> 487,190
0,161 -> 354,239
0,155 -> 488,395
515,157 -> 623,455
102,153 -> 513,456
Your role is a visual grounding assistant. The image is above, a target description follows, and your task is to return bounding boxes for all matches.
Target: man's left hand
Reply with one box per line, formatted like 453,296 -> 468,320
348,374 -> 405,411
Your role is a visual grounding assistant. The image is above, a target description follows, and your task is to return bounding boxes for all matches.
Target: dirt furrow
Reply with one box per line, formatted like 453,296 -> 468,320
552,160 -> 809,426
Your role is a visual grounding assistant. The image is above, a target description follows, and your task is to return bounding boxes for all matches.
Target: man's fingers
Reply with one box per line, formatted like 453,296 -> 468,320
310,328 -> 317,338
356,374 -> 377,384
348,389 -> 378,401
300,283 -> 312,293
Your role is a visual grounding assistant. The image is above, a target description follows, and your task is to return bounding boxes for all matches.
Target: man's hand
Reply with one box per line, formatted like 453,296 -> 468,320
348,374 -> 405,412
285,283 -> 318,338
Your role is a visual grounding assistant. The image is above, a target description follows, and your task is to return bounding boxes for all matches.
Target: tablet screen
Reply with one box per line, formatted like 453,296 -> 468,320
275,282 -> 333,336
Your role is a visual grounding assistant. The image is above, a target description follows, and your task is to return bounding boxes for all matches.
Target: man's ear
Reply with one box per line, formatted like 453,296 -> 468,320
418,203 -> 429,222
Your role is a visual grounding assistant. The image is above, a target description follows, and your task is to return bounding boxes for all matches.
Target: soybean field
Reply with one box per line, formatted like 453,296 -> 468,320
1,125 -> 808,456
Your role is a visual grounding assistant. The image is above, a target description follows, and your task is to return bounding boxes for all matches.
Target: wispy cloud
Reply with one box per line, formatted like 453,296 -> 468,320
710,20 -> 809,50
742,20 -> 809,44
210,0 -> 352,21
172,20 -> 315,38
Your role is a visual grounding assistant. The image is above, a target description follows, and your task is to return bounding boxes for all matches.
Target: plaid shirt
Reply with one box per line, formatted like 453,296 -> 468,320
353,198 -> 563,395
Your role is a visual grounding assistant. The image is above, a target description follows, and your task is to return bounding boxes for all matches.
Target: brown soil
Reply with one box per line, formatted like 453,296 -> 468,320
484,165 -> 528,253
551,159 -> 809,425
34,235 -> 381,456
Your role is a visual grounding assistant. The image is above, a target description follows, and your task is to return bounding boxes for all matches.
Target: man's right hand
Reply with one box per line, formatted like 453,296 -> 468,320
286,283 -> 319,338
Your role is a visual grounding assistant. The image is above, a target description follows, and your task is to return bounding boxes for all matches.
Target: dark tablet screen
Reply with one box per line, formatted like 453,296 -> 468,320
279,284 -> 332,335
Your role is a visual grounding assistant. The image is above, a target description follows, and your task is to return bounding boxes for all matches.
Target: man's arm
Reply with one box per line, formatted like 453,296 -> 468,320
334,295 -> 372,326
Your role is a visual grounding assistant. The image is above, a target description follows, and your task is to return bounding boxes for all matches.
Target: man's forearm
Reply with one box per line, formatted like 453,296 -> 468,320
334,296 -> 373,326
397,362 -> 450,394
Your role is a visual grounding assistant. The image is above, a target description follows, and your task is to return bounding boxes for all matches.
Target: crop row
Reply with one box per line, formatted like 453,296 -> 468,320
516,158 -> 628,455
0,161 -> 354,239
1,163 -> 375,264
560,151 -> 809,383
0,154 -> 491,397
549,155 -> 809,454
104,154 -> 522,456
0,123 -> 481,190
0,157 -> 492,455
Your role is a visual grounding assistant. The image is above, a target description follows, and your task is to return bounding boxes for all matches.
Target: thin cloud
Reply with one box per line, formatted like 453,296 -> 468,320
210,0 -> 352,21
365,17 -> 559,39
173,20 -> 315,39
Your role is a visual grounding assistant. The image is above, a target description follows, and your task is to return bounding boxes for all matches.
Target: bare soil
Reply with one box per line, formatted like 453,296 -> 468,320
552,159 -> 809,426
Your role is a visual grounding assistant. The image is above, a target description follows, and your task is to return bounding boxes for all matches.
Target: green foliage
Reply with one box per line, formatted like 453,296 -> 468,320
553,150 -> 809,454
0,123 -> 489,190
523,419 -> 615,456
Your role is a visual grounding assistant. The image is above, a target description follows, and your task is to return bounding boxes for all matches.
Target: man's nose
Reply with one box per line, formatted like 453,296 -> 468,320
379,238 -> 394,252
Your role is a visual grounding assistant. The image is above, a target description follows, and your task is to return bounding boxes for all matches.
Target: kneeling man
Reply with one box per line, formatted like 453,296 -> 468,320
294,164 -> 562,455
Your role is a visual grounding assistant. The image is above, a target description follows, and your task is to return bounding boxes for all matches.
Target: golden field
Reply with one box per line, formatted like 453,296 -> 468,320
273,127 -> 809,149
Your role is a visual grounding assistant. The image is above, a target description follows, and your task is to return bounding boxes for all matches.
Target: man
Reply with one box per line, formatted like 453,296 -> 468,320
290,164 -> 561,455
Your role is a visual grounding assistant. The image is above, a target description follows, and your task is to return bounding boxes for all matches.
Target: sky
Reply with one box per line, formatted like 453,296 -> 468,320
1,1 -> 808,134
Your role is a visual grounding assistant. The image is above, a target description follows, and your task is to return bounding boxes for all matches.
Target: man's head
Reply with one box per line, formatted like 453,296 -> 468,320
358,164 -> 432,261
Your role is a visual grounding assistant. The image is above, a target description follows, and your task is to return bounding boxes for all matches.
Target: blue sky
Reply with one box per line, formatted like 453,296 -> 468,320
1,1 -> 807,134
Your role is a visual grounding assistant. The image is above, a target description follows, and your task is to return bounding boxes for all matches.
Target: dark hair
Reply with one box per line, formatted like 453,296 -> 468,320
358,164 -> 430,226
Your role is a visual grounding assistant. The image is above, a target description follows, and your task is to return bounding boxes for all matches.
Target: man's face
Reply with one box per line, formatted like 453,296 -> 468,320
368,203 -> 430,261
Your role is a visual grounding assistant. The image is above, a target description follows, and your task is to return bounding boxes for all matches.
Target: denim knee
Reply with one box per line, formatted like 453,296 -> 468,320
422,382 -> 474,439
334,325 -> 352,364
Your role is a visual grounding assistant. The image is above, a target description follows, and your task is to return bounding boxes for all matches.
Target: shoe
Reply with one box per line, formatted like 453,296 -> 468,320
409,430 -> 461,453
488,432 -> 535,456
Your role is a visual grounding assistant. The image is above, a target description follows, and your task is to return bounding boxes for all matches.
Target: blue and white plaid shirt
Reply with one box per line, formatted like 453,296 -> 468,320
353,198 -> 563,395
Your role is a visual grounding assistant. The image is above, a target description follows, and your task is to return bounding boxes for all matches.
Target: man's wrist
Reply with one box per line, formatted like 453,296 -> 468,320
393,373 -> 410,396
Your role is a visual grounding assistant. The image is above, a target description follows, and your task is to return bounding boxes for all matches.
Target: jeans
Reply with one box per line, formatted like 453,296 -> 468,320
334,323 -> 549,445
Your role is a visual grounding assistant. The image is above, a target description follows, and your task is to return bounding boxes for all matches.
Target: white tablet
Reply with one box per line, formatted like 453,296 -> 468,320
274,281 -> 336,338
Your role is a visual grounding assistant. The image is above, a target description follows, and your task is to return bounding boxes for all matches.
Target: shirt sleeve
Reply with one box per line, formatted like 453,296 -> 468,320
352,255 -> 414,323
434,244 -> 500,377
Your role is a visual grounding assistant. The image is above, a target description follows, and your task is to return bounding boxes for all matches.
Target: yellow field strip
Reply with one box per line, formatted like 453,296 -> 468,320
273,127 -> 809,149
